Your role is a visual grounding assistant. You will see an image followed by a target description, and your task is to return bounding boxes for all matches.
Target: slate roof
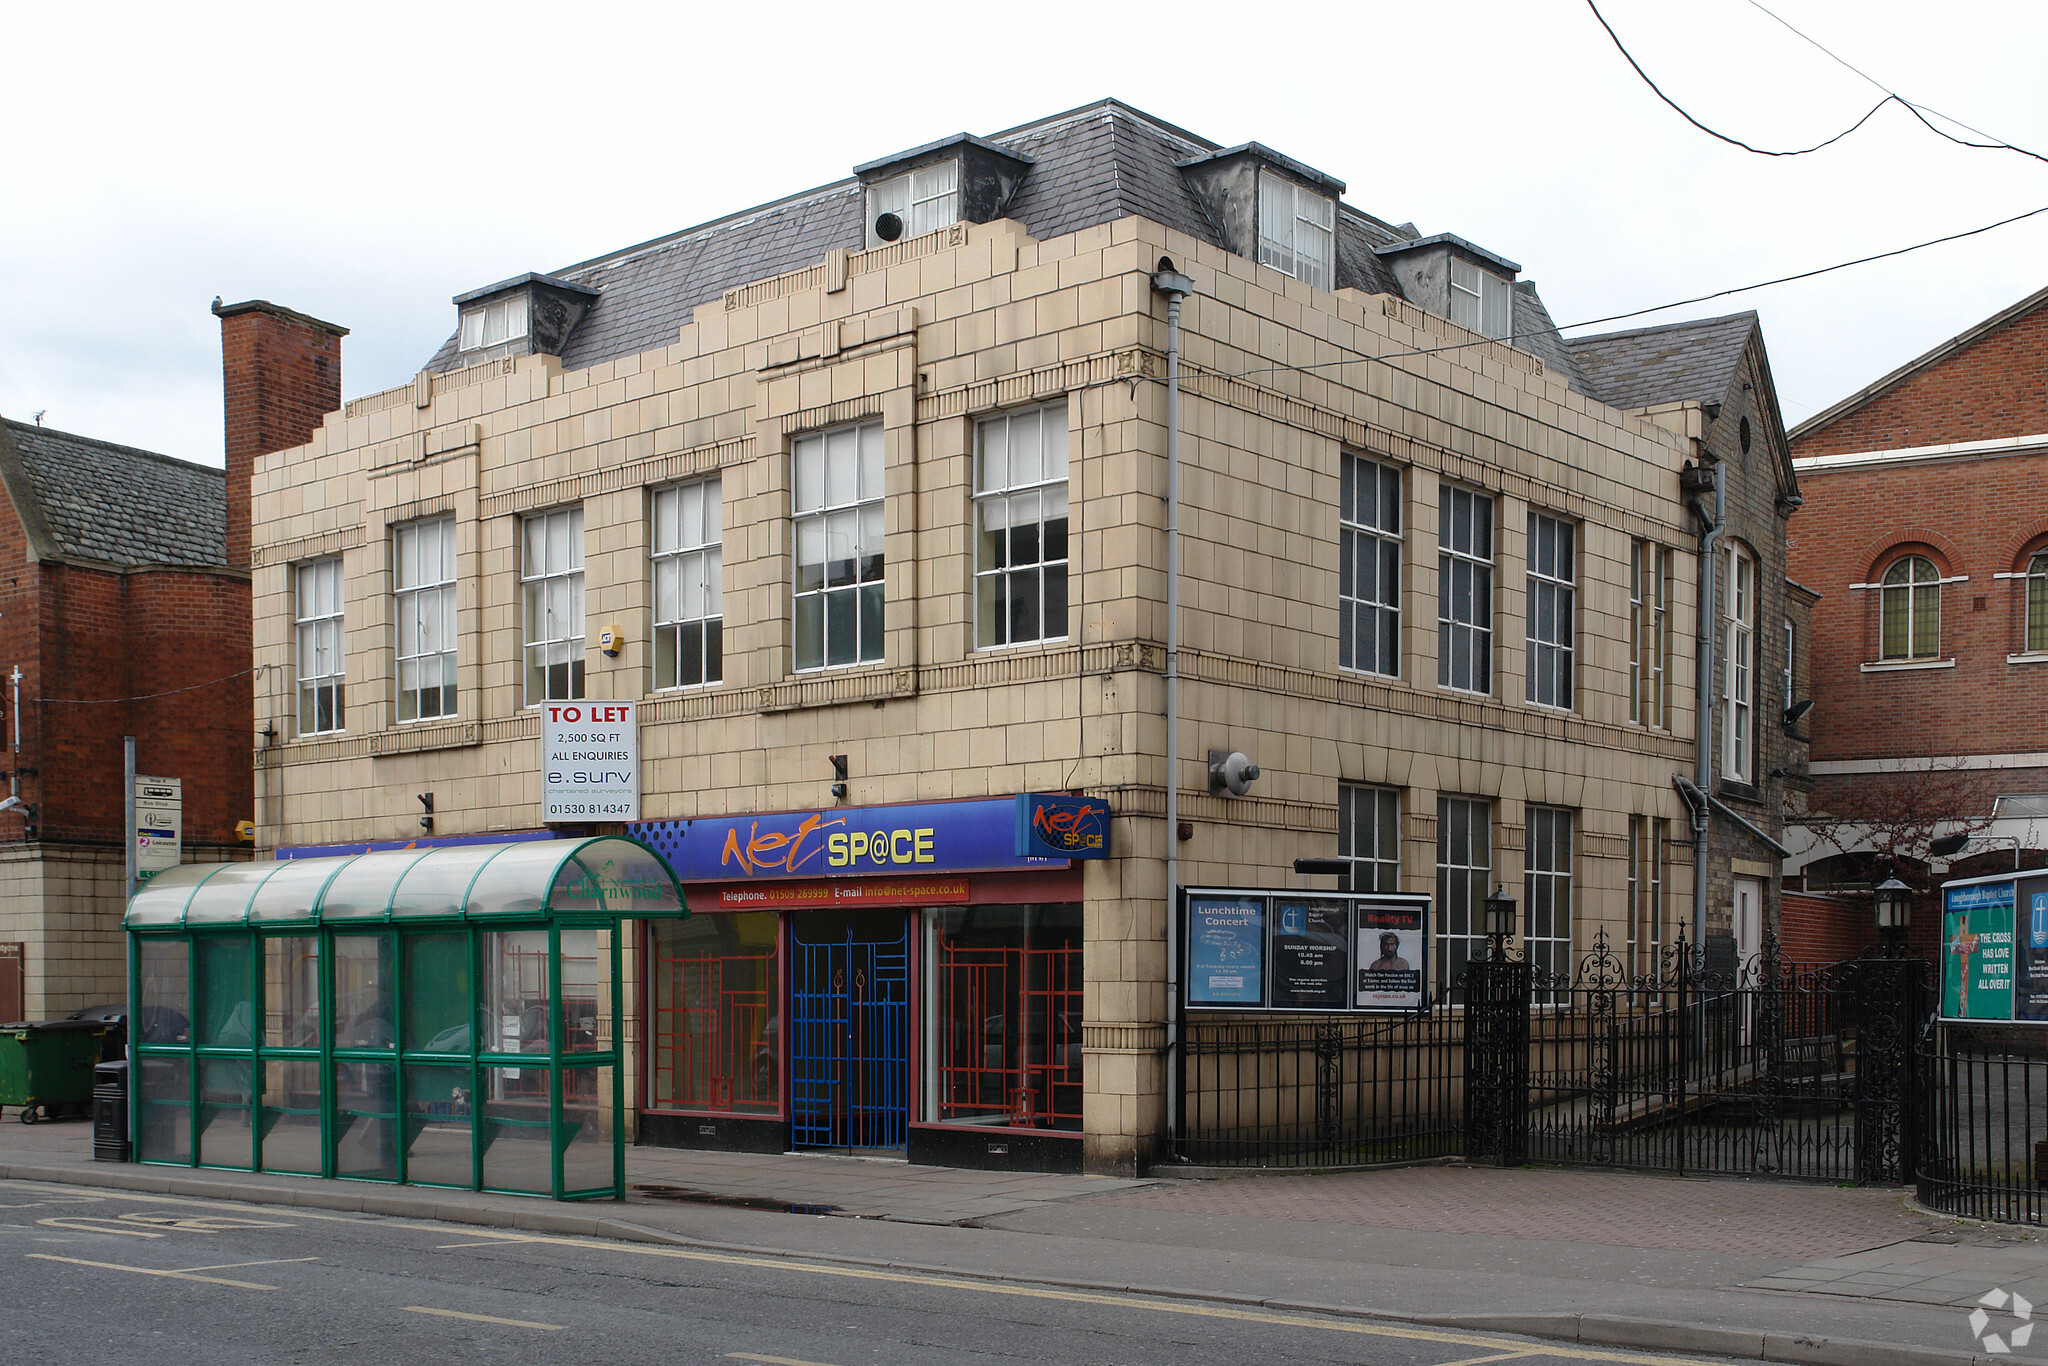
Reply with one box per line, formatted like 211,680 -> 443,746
1565,312 -> 1759,412
0,419 -> 225,568
422,100 -> 1434,377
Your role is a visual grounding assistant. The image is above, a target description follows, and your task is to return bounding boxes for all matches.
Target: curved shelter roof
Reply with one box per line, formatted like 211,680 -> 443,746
125,837 -> 687,929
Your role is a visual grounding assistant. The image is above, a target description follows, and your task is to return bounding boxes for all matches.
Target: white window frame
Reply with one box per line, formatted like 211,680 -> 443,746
1449,258 -> 1513,340
393,517 -> 457,724
793,421 -> 885,671
1783,617 -> 1796,713
1723,544 -> 1756,783
652,479 -> 722,689
1435,795 -> 1490,1001
1338,784 -> 1401,894
1525,511 -> 1575,710
1339,454 -> 1401,677
1628,815 -> 1665,990
1438,486 -> 1493,695
1630,540 -> 1670,727
975,404 -> 1070,649
295,557 -> 345,737
1880,554 -> 1942,661
1257,172 -> 1334,292
867,161 -> 960,247
522,506 -> 585,706
1525,806 -> 1574,996
458,294 -> 529,352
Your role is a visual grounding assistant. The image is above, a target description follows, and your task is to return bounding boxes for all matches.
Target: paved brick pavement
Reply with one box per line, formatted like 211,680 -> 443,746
1088,1164 -> 1944,1258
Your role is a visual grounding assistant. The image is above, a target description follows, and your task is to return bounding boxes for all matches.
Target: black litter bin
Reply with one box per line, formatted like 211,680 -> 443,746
93,1060 -> 129,1161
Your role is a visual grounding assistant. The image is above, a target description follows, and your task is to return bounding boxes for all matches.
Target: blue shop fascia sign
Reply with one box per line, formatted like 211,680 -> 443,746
632,794 -> 1108,881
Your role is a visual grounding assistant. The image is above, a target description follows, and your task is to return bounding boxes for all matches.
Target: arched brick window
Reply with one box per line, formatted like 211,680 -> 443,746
1880,555 -> 1941,660
2027,551 -> 2048,654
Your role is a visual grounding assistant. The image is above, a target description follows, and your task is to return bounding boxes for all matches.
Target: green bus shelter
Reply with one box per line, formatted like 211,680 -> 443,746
122,836 -> 688,1200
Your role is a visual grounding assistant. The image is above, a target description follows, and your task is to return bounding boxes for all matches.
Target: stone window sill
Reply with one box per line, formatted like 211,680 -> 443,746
1859,658 -> 1955,673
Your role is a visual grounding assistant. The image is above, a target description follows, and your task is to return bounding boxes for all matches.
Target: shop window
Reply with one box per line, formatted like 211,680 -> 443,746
926,904 -> 1081,1131
651,913 -> 780,1114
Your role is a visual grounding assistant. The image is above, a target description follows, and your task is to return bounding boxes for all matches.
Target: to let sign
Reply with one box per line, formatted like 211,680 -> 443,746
542,702 -> 638,823
134,776 -> 182,882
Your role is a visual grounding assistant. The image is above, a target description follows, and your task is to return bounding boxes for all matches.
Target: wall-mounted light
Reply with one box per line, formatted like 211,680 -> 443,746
1783,698 -> 1815,726
418,792 -> 434,834
829,755 -> 848,802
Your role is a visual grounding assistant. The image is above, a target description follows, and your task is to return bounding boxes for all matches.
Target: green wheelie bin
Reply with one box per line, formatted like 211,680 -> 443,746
0,1019 -> 109,1123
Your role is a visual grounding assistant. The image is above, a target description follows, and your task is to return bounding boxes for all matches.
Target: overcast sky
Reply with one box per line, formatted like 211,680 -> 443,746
5,0 -> 2044,468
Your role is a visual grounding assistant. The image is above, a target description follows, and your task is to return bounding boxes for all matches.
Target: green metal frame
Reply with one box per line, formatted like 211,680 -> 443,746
125,837 -> 682,1201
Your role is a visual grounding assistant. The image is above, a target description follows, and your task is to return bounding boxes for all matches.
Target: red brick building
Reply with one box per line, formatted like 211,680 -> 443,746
1784,285 -> 2048,954
0,300 -> 345,1019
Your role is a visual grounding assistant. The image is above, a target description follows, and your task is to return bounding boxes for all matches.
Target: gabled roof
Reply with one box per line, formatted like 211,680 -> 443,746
1565,312 -> 1759,412
0,418 -> 225,569
1787,283 -> 2048,442
420,99 -> 1445,377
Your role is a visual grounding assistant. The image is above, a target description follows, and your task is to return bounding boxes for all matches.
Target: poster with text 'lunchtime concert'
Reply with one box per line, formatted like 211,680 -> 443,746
1939,875 -> 2048,1024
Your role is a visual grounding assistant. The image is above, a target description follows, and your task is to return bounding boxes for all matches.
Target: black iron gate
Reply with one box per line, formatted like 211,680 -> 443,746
1466,929 -> 1927,1182
1176,928 -> 1927,1182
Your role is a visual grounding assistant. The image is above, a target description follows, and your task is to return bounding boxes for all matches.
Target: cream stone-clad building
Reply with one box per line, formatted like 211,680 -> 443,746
242,101 -> 1796,1176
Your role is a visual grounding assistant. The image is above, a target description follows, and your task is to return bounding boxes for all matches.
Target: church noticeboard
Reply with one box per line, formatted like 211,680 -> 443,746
1184,888 -> 1431,1014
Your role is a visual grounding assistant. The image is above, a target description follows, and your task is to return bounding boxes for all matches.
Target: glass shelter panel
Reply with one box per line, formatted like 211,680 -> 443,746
388,845 -> 503,919
126,863 -> 213,927
481,931 -> 552,1056
561,1066 -> 614,1194
184,862 -> 281,924
138,1057 -> 191,1163
652,913 -> 779,1113
249,856 -> 351,923
264,936 -> 321,1048
333,935 -> 395,1051
259,1058 -> 324,1174
404,1063 -> 475,1187
559,929 -> 611,1054
480,1064 -> 553,1194
466,842 -> 568,918
333,1060 -> 398,1180
139,939 -> 191,1044
198,1058 -> 255,1170
196,937 -> 256,1049
404,932 -> 473,1054
314,852 -> 420,920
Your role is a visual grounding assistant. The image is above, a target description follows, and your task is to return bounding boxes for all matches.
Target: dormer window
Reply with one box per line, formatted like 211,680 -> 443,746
459,294 -> 529,352
867,161 -> 959,246
1449,258 -> 1512,339
1258,172 -> 1334,291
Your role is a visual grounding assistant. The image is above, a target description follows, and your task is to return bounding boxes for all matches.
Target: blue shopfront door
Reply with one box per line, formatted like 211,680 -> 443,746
789,909 -> 909,1151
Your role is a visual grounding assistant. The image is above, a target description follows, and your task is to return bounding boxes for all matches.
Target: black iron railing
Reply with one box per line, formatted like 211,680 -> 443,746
1918,1036 -> 2048,1225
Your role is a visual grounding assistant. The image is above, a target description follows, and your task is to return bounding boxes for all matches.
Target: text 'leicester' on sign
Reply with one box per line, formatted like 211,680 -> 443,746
1014,793 -> 1110,859
543,702 -> 638,823
633,798 -> 1068,881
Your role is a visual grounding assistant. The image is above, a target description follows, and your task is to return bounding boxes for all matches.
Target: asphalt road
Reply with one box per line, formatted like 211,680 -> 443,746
3,1180 -> 1755,1366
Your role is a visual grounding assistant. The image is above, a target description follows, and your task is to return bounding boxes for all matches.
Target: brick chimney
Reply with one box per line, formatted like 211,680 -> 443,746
213,299 -> 348,568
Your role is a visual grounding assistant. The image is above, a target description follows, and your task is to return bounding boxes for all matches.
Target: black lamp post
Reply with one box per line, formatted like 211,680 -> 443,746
1873,877 -> 1913,956
1484,884 -> 1518,960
